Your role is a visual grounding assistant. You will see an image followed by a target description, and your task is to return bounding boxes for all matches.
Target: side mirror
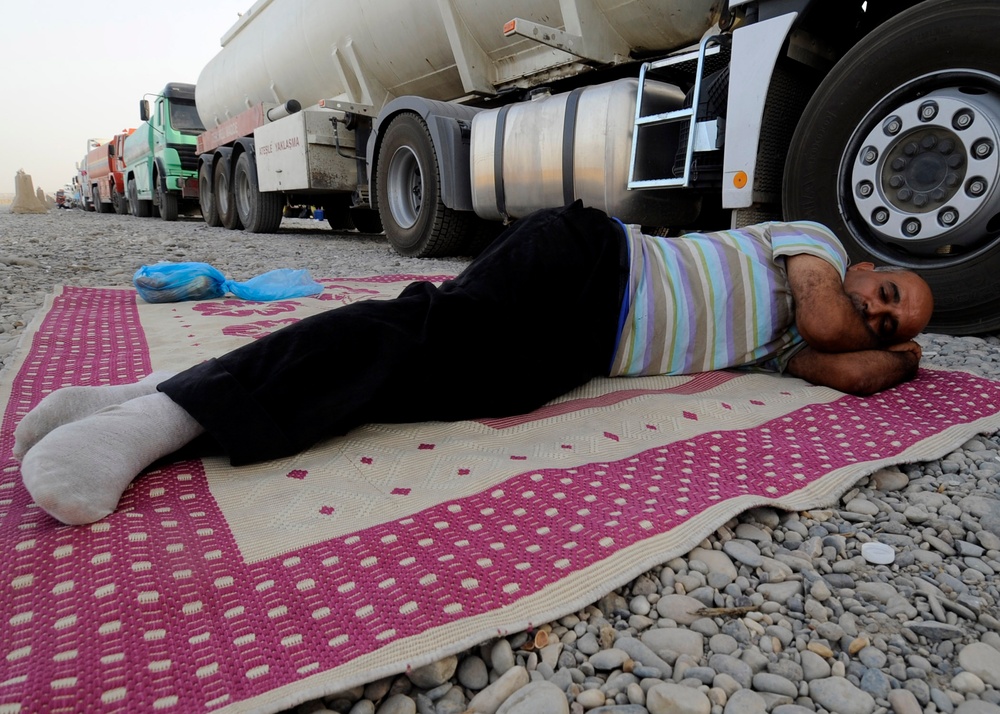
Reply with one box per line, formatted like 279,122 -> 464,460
140,99 -> 150,122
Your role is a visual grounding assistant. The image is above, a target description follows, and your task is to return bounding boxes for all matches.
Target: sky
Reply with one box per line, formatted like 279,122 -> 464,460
0,1 -> 249,196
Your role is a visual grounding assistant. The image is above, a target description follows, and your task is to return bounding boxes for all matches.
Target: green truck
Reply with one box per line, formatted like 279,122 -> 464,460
122,83 -> 204,221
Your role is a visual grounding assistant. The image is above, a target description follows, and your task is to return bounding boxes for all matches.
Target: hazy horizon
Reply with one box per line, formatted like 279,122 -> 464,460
0,2 -> 249,196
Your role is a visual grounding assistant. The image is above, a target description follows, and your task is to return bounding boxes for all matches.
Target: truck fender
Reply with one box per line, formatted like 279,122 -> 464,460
721,10 -> 800,209
233,138 -> 259,181
368,97 -> 482,211
206,146 -> 236,183
154,158 -> 170,193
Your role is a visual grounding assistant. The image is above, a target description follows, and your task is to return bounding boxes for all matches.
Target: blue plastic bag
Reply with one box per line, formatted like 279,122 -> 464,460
133,262 -> 324,303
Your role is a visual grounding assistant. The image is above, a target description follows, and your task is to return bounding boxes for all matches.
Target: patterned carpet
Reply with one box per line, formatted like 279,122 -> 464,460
2,279 -> 1000,713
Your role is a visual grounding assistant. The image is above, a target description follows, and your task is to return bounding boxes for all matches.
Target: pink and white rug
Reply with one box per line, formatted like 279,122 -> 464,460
2,278 -> 1000,713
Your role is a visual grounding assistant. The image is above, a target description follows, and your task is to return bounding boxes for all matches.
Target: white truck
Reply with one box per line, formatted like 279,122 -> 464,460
194,0 -> 999,335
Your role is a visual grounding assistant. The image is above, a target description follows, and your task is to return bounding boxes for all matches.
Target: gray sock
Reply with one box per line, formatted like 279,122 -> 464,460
20,392 -> 205,525
13,371 -> 174,460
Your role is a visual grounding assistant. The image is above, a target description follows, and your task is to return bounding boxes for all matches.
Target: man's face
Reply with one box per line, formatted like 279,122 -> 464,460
842,263 -> 934,344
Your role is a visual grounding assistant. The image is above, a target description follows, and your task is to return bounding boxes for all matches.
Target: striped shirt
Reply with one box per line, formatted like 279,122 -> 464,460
609,221 -> 848,376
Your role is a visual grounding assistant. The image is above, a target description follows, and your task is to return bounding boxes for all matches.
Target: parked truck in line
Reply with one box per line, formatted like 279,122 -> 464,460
123,83 -> 204,221
83,129 -> 135,214
194,0 -> 999,335
76,138 -> 108,212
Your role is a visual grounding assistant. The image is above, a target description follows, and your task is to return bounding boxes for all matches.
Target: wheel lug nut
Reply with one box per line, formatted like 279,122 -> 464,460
948,154 -> 965,168
931,188 -> 946,201
947,173 -> 962,187
953,110 -> 975,130
884,116 -> 903,136
903,219 -> 921,235
891,157 -> 907,171
873,208 -> 890,225
919,101 -> 939,122
898,188 -> 913,202
921,135 -> 938,150
974,139 -> 994,158
861,146 -> 879,165
913,193 -> 929,208
889,176 -> 905,189
857,181 -> 874,198
939,208 -> 959,226
967,177 -> 987,197
904,142 -> 919,156
938,139 -> 955,155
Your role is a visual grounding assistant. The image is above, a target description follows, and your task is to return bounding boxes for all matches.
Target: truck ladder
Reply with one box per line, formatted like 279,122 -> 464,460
627,34 -> 726,190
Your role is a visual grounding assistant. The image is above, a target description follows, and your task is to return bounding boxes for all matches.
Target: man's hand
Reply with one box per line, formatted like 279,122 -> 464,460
784,254 -> 878,352
786,341 -> 922,395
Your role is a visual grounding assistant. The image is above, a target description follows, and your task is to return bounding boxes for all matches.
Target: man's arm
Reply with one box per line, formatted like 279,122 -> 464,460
784,254 -> 877,352
785,341 -> 922,395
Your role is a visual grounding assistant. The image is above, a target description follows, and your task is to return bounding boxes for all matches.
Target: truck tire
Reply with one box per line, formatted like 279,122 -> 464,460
783,0 -> 1000,335
214,158 -> 243,230
376,113 -> 471,257
157,183 -> 179,222
199,162 -> 221,227
113,190 -> 129,215
323,194 -> 355,231
128,178 -> 151,218
234,152 -> 283,233
93,187 -> 109,214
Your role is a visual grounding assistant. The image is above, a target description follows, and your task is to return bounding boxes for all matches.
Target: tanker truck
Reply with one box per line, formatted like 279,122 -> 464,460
123,83 -> 204,221
195,0 -> 1000,335
83,129 -> 135,214
76,138 -> 108,212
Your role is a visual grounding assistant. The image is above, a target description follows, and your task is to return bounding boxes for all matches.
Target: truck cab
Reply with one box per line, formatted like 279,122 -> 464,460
123,83 -> 204,220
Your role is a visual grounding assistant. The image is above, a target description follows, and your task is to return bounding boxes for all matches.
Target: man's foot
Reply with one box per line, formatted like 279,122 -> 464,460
13,372 -> 174,459
20,392 -> 204,525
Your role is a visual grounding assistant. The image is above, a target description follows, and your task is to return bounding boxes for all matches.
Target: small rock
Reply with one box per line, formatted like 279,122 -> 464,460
723,688 -> 767,714
589,648 -> 630,671
467,666 -> 530,714
646,682 -> 711,714
491,640 -> 516,675
808,676 -> 876,714
407,655 -> 457,689
458,656 -> 489,691
375,694 -> 416,714
958,642 -> 1000,687
888,689 -> 923,714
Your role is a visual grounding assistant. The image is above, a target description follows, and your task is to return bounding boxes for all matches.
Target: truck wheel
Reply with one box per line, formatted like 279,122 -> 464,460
376,113 -> 471,257
214,158 -> 243,230
128,178 -> 151,218
113,190 -> 129,215
234,152 -> 283,233
323,194 -> 355,231
157,184 -> 179,221
199,162 -> 221,227
93,187 -> 109,214
784,0 -> 1000,335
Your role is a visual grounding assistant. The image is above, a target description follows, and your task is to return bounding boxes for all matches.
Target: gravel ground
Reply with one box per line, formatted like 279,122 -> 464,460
3,206 -> 1000,714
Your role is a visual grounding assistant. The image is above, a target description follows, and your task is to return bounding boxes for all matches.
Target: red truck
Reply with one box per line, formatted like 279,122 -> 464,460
83,129 -> 135,214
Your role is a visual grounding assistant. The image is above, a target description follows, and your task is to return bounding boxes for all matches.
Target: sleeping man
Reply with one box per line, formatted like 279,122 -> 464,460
13,201 -> 933,525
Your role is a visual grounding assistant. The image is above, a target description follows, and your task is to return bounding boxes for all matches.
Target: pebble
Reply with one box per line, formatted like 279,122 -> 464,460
646,682 -> 711,714
809,677 -> 876,714
958,643 -> 1000,688
5,208 -> 1000,714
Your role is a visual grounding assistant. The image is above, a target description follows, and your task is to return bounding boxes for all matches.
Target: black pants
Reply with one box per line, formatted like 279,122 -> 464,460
159,202 -> 628,465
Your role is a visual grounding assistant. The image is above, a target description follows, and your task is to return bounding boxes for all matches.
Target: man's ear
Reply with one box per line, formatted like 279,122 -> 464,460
847,261 -> 876,272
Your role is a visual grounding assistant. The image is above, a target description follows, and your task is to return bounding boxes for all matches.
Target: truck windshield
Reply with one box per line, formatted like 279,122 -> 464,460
170,101 -> 206,134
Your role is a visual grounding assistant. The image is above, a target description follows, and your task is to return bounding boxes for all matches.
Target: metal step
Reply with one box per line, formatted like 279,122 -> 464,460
627,35 -> 727,190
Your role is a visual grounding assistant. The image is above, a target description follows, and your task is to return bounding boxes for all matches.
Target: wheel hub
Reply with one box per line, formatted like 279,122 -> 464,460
850,86 -> 1000,255
387,147 -> 422,230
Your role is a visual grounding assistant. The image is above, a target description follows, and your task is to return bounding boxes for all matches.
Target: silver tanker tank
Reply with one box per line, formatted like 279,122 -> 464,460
195,0 -> 722,128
